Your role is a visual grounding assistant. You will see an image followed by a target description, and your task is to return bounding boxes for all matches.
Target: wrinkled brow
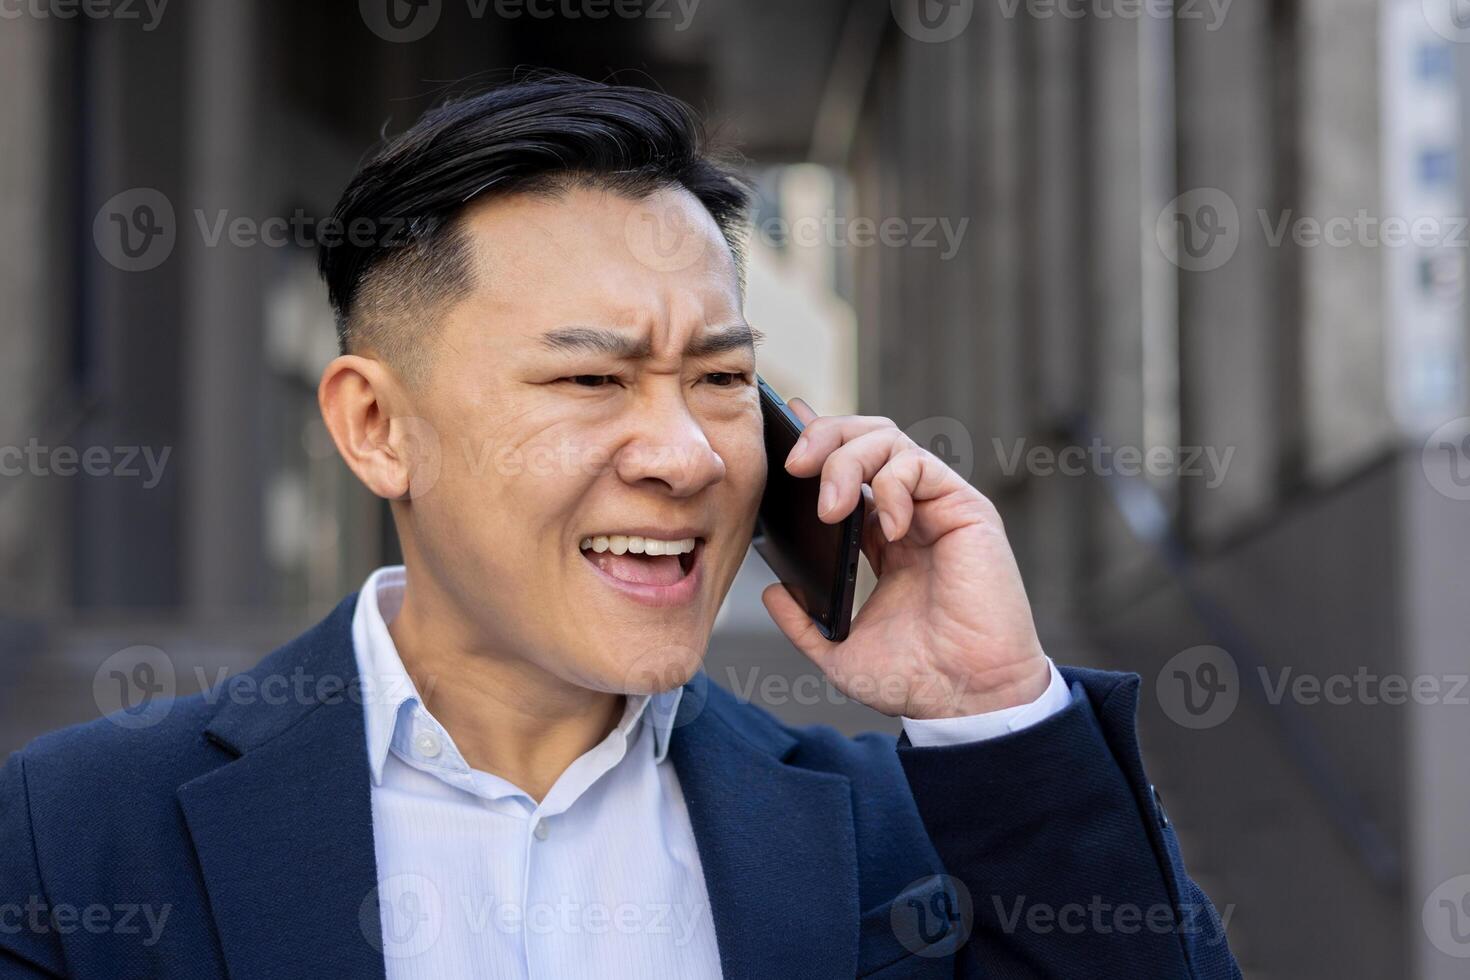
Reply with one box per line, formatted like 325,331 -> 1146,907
538,323 -> 763,359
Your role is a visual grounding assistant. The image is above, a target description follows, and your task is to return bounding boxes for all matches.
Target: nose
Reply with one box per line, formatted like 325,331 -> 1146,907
614,389 -> 726,497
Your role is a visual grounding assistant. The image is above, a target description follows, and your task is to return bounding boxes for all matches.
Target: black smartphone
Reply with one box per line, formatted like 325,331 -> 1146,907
752,375 -> 865,642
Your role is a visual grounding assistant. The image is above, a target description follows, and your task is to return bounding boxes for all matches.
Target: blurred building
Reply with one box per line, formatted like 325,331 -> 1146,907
3,1 -> 1470,977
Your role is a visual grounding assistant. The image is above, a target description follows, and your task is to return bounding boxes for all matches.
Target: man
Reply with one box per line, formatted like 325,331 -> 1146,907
0,75 -> 1240,979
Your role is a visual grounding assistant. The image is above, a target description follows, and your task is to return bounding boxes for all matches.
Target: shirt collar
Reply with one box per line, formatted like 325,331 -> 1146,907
350,565 -> 684,787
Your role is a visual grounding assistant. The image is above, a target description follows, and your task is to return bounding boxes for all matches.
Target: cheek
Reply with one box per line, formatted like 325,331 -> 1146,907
484,431 -> 611,528
428,411 -> 604,539
714,422 -> 767,512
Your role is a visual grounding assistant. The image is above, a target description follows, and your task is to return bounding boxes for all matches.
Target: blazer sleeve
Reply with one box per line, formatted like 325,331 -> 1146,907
895,668 -> 1242,980
0,752 -> 68,978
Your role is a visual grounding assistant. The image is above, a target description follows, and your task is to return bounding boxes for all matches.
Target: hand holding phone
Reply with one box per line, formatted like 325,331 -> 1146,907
752,376 -> 865,641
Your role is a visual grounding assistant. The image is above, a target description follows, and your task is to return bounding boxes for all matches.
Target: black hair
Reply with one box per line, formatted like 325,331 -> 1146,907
317,72 -> 751,376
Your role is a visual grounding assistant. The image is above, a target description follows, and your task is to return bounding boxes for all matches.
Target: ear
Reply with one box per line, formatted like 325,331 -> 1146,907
318,354 -> 427,500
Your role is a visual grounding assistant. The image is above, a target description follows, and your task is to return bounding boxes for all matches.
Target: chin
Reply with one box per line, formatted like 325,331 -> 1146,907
598,635 -> 708,696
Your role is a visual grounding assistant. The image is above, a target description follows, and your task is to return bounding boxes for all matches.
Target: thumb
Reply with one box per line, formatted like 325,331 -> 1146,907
761,583 -> 838,673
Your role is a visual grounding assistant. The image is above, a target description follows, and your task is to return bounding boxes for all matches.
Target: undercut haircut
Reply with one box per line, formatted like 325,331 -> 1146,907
317,72 -> 752,381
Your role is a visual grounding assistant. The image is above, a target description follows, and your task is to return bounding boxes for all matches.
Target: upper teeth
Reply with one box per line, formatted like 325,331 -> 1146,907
580,535 -> 697,556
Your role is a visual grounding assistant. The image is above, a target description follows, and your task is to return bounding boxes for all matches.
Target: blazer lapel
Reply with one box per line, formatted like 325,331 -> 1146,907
670,677 -> 860,979
176,595 -> 388,980
172,596 -> 864,980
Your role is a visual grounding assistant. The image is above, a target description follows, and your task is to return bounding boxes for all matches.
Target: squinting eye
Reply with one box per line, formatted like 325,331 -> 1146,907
567,375 -> 614,387
704,372 -> 748,387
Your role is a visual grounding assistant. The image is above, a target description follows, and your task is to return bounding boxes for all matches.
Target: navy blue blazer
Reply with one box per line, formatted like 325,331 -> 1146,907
1,593 -> 1241,979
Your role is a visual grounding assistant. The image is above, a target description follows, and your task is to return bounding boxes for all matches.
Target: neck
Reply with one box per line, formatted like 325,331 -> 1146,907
386,570 -> 624,802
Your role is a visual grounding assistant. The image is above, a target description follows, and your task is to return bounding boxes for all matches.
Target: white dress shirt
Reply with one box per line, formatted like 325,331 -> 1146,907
352,565 -> 1069,979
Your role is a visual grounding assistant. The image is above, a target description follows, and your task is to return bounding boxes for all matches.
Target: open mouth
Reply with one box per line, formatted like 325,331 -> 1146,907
578,534 -> 701,588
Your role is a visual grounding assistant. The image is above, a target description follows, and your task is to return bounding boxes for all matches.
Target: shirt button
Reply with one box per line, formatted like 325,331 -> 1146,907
533,819 -> 550,841
413,730 -> 442,759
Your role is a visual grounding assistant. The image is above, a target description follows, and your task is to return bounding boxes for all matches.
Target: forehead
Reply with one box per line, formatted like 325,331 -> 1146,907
447,183 -> 743,350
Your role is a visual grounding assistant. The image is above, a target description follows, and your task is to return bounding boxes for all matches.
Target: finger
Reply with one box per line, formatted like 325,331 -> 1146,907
786,414 -> 899,476
869,449 -> 931,541
858,484 -> 887,572
787,397 -> 818,425
760,582 -> 839,670
816,427 -> 910,523
870,449 -> 952,540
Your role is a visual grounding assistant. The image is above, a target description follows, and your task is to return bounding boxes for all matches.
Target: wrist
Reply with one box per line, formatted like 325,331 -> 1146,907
912,654 -> 1053,720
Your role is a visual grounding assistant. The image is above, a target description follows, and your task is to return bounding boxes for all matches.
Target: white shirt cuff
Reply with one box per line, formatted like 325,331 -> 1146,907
901,658 -> 1070,747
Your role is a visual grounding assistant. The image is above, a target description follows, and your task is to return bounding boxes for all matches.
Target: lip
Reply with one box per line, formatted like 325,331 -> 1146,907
579,537 -> 705,608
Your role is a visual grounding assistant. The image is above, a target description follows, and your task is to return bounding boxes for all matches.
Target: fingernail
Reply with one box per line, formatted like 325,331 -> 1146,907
786,436 -> 807,467
877,510 -> 896,541
818,481 -> 837,516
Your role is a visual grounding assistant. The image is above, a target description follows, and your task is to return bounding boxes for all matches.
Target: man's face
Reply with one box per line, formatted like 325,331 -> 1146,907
398,184 -> 766,694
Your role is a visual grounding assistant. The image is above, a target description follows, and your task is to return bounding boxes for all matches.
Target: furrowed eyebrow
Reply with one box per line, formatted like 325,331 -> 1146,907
537,323 -> 763,360
686,324 -> 763,359
538,327 -> 653,359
